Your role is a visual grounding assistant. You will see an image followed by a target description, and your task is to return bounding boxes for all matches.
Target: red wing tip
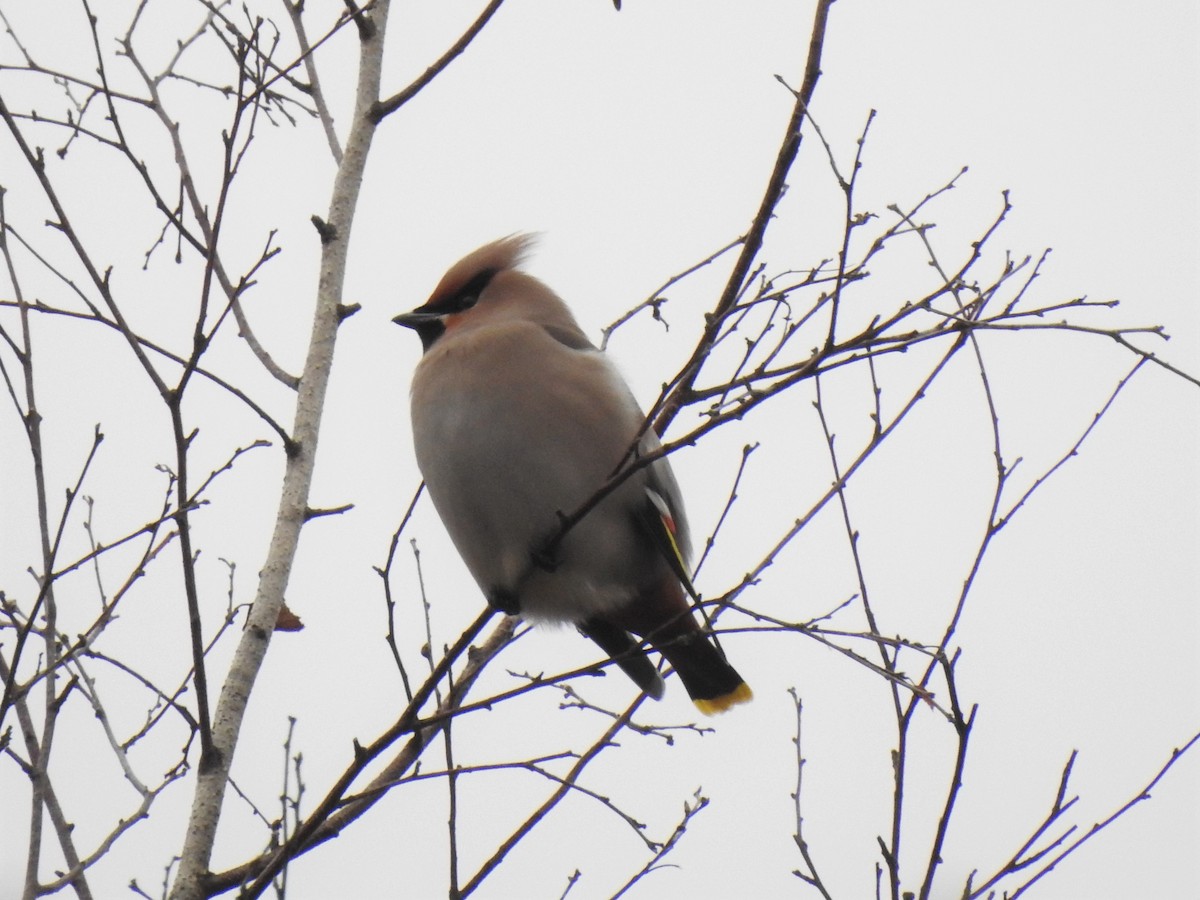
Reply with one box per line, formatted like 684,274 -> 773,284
693,682 -> 753,716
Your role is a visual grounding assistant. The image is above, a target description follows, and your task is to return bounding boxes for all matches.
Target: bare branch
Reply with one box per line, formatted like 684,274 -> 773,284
371,0 -> 508,122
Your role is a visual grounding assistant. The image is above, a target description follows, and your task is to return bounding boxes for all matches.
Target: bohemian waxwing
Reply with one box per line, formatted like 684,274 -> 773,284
393,235 -> 751,715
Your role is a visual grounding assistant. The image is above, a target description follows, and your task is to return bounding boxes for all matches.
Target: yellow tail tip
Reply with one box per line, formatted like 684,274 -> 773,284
693,682 -> 753,716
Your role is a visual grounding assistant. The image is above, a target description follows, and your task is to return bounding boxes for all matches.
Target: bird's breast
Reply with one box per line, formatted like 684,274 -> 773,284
409,323 -> 660,618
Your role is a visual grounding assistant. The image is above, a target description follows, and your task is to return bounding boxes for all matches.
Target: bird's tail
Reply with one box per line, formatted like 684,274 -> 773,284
654,629 -> 752,715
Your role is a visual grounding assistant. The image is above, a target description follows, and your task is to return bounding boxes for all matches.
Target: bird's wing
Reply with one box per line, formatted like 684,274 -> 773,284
577,617 -> 665,700
638,485 -> 699,601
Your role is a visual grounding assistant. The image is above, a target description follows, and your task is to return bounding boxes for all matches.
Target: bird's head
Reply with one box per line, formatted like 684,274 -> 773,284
394,233 -> 572,351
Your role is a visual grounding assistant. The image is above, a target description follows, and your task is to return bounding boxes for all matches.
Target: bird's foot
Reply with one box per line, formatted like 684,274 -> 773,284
487,587 -> 521,616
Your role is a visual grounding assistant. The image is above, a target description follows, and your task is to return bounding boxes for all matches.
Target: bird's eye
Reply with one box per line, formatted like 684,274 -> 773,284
453,268 -> 497,312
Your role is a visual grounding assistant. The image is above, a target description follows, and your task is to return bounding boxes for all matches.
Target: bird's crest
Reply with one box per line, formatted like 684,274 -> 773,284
427,233 -> 536,309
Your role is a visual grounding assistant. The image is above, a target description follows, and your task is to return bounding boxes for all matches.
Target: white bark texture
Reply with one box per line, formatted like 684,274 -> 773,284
168,3 -> 391,896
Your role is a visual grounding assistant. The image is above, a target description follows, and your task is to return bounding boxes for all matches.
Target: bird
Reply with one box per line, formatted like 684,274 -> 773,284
393,235 -> 751,715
